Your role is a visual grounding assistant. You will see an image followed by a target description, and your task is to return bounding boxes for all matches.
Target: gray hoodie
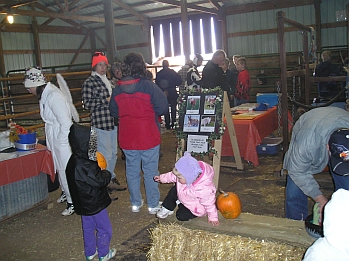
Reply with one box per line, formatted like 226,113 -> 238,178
283,107 -> 349,199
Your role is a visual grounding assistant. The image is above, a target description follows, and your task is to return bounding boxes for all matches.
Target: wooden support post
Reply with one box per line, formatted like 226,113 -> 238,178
314,0 -> 322,51
103,0 -> 117,63
180,0 -> 190,62
0,33 -> 5,77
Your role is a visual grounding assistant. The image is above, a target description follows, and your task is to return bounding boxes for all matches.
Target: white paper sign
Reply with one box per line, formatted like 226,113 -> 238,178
187,135 -> 208,153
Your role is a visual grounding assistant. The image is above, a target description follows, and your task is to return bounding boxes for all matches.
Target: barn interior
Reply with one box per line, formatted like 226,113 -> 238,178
0,0 -> 348,260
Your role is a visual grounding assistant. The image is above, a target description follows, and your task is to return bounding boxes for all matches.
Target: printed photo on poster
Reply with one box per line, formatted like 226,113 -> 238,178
186,95 -> 201,114
200,115 -> 216,132
183,114 -> 200,132
187,135 -> 208,153
204,95 -> 216,114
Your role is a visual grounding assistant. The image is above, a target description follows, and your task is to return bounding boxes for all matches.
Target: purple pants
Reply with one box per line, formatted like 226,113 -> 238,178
81,209 -> 112,258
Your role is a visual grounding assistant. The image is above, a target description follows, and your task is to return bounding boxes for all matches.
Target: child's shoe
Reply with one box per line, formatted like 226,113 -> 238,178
131,200 -> 144,213
99,248 -> 116,261
86,250 -> 98,260
148,201 -> 162,214
57,191 -> 67,203
156,206 -> 174,219
61,203 -> 74,216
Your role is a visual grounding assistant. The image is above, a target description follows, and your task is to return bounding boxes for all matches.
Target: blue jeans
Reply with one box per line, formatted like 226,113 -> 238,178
285,168 -> 349,220
82,209 -> 112,258
95,127 -> 117,179
123,145 -> 160,208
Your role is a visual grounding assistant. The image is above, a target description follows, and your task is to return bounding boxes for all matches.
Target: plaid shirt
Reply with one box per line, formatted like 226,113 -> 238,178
82,74 -> 115,130
177,65 -> 190,91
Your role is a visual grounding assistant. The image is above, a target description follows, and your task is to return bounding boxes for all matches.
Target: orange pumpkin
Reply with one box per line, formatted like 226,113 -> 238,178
96,151 -> 107,169
216,189 -> 242,219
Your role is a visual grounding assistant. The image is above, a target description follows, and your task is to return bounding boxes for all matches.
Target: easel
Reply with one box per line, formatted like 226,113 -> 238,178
176,91 -> 243,189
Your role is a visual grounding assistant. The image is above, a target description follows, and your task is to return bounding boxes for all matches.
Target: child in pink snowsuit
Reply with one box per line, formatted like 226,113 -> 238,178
154,152 -> 219,226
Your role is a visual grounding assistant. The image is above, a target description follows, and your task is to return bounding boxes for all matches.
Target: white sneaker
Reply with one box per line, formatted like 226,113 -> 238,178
131,200 -> 144,213
156,206 -> 174,219
99,248 -> 116,261
62,203 -> 74,216
85,249 -> 97,260
148,201 -> 163,215
57,191 -> 67,203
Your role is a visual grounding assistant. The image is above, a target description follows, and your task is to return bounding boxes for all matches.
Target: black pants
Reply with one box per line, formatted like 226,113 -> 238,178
162,185 -> 197,221
165,99 -> 177,129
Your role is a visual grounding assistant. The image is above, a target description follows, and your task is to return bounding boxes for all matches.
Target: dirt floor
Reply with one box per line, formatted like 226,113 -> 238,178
0,127 -> 335,260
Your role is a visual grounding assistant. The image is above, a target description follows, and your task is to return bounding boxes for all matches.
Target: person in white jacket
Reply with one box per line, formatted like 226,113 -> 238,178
154,152 -> 219,226
24,67 -> 74,216
303,188 -> 349,261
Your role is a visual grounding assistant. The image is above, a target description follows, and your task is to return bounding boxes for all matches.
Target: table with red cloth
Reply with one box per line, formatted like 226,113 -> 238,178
222,106 -> 279,166
0,143 -> 55,186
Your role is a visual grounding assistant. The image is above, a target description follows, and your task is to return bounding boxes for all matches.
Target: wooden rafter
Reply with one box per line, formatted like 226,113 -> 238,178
0,6 -> 144,26
151,0 -> 217,15
113,0 -> 147,22
226,0 -> 315,15
69,0 -> 95,14
34,3 -> 88,32
208,0 -> 221,10
54,0 -> 65,12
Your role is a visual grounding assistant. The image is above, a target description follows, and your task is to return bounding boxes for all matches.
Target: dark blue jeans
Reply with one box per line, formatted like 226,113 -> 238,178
285,168 -> 349,220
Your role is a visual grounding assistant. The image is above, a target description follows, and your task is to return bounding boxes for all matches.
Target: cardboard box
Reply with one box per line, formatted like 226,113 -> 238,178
256,136 -> 283,155
256,93 -> 280,108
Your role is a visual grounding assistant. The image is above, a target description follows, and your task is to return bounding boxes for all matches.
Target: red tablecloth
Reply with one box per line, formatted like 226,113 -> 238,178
0,144 -> 55,186
222,107 -> 278,166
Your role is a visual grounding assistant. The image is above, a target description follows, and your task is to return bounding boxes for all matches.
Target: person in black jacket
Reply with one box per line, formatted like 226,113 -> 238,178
314,50 -> 341,100
201,50 -> 226,89
155,60 -> 182,129
66,123 -> 116,261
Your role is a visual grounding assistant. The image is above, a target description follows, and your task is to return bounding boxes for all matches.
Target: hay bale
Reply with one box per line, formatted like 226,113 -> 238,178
147,223 -> 306,261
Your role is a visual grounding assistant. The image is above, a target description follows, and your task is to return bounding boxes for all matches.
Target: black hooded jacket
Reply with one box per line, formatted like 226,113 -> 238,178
66,123 -> 111,216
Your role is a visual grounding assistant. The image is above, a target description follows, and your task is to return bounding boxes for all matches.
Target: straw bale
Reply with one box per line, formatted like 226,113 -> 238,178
147,223 -> 306,261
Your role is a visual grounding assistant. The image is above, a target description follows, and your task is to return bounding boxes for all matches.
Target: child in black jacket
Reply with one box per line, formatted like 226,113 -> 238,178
66,123 -> 116,261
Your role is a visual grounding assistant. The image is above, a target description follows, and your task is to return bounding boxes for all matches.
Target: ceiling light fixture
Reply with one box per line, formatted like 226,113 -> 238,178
7,15 -> 14,24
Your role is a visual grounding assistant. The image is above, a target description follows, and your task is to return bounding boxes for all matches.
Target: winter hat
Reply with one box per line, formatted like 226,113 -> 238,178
92,52 -> 108,68
24,67 -> 47,88
329,128 -> 349,176
193,53 -> 203,66
175,151 -> 202,185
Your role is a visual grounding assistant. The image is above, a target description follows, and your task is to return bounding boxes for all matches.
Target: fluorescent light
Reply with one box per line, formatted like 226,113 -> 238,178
7,15 -> 14,24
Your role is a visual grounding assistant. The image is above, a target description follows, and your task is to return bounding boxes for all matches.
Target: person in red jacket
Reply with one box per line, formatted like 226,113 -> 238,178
109,52 -> 168,214
154,152 -> 219,226
234,57 -> 250,106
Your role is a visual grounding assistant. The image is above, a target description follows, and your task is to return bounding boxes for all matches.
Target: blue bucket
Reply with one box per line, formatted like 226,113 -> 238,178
15,132 -> 37,151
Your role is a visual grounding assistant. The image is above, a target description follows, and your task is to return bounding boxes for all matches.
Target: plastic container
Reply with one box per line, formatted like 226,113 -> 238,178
256,136 -> 283,155
256,93 -> 280,108
14,132 -> 36,151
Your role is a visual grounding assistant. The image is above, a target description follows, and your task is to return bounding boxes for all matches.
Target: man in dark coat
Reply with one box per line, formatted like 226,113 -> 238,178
155,60 -> 182,129
201,50 -> 226,89
314,50 -> 341,100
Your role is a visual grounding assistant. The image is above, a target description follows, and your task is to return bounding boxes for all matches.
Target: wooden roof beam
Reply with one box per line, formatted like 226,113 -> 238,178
226,0 -> 315,15
113,0 -> 147,22
152,0 -> 217,15
0,7 -> 144,26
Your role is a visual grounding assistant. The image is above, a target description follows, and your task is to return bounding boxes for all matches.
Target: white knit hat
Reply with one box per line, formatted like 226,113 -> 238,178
24,67 -> 47,88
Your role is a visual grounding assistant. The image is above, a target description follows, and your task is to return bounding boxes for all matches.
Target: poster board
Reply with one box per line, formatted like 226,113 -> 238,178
176,89 -> 243,188
176,89 -> 224,158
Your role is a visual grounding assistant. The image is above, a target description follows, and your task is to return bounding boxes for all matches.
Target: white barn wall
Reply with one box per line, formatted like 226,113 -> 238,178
2,31 -> 35,73
115,24 -> 150,62
226,2 -> 349,57
320,0 -> 348,48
